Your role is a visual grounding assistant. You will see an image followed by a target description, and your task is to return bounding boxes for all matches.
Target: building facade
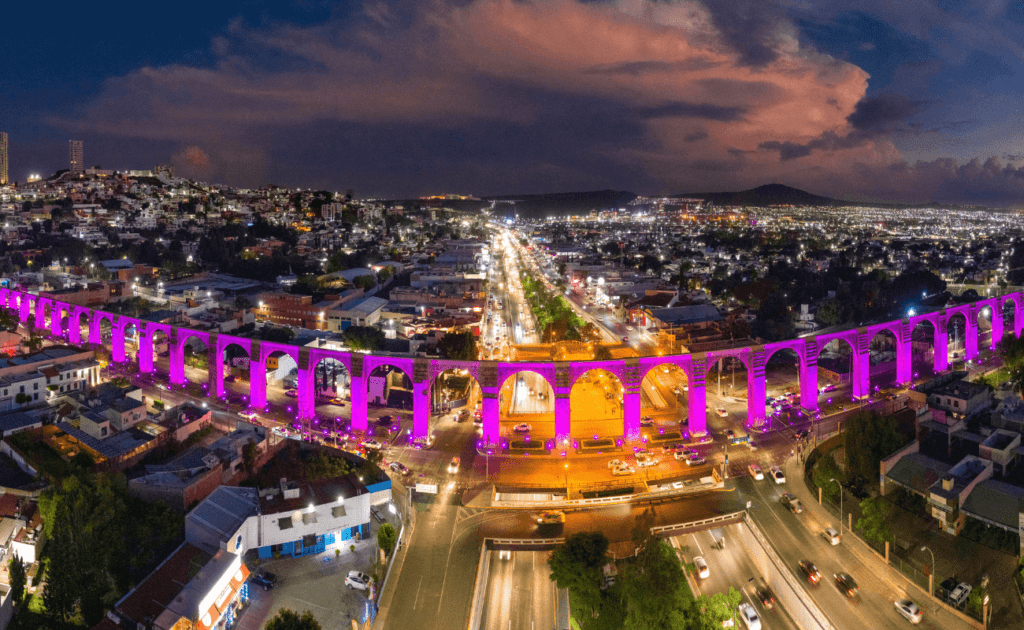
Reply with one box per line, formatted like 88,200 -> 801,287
0,131 -> 7,185
69,140 -> 83,175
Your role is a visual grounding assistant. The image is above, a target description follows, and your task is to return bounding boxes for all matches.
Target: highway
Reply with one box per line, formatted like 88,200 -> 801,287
677,525 -> 802,630
479,551 -> 558,630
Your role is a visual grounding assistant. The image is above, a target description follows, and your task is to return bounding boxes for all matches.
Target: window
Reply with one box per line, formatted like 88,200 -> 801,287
302,512 -> 318,525
332,505 -> 346,518
279,517 -> 294,530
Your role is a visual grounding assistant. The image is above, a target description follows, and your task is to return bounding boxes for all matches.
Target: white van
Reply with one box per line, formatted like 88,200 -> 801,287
748,464 -> 764,480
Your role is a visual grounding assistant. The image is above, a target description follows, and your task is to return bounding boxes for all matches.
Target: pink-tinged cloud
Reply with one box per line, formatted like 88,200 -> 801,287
51,0 -> 1023,202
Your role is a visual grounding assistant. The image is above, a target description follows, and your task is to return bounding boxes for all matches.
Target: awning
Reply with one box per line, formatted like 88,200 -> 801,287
197,564 -> 250,630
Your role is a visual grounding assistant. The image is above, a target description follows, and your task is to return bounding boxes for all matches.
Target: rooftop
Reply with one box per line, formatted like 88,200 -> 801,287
56,421 -> 157,459
931,379 -> 990,400
116,542 -> 212,626
886,452 -> 952,494
649,304 -> 722,325
185,486 -> 260,554
931,455 -> 990,500
336,296 -> 388,315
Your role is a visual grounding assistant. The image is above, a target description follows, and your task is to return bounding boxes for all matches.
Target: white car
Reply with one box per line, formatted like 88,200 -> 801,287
512,423 -> 532,433
693,556 -> 709,579
345,571 -> 371,590
748,464 -> 763,480
823,527 -> 841,546
716,408 -> 728,418
448,457 -> 460,473
611,464 -> 636,476
770,466 -> 786,484
362,439 -> 384,450
737,602 -> 761,630
636,453 -> 659,468
607,458 -> 627,469
895,599 -> 923,624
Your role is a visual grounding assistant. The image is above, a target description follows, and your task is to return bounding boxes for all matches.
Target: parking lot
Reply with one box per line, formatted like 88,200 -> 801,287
235,515 -> 398,630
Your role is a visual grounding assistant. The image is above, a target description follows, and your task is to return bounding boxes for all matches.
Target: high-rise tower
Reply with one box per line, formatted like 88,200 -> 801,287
0,132 -> 8,185
69,140 -> 83,175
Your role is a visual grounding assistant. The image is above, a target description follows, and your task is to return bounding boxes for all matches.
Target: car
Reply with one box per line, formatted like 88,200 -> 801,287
361,439 -> 384,450
737,602 -> 761,630
345,571 -> 371,590
755,587 -> 776,610
250,571 -> 276,590
686,454 -> 706,466
716,408 -> 729,418
611,464 -> 636,476
448,457 -> 460,473
672,447 -> 695,457
946,582 -> 972,608
513,423 -> 532,433
835,573 -> 859,598
794,429 -> 810,440
636,453 -> 659,467
377,415 -> 394,426
748,464 -> 764,480
285,389 -> 298,398
798,560 -> 821,584
780,492 -> 803,513
693,556 -> 709,579
895,599 -> 923,624
770,466 -> 786,484
458,409 -> 471,421
389,461 -> 410,476
725,429 -> 735,439
331,397 -> 346,406
536,511 -> 566,525
607,458 -> 627,469
823,527 -> 841,545
821,384 -> 837,393
639,417 -> 655,427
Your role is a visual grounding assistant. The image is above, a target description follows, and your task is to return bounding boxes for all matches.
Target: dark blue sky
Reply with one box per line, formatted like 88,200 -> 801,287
5,1 -> 1024,204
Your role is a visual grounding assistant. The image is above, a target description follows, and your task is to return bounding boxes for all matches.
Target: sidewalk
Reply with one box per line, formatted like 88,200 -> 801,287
784,456 -> 984,630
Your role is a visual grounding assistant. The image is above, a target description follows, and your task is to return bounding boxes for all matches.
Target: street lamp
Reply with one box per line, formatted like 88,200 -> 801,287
921,546 -> 935,604
830,477 -> 842,532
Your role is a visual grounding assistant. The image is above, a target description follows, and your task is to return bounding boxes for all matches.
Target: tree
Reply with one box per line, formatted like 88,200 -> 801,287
811,453 -> 844,501
816,298 -> 843,327
242,439 -> 258,477
264,609 -> 323,630
377,522 -> 398,557
856,496 -> 894,545
437,330 -> 478,361
548,531 -> 609,617
581,323 -> 602,343
694,588 -> 743,630
233,295 -> 253,311
844,411 -> 906,489
7,555 -> 26,609
595,346 -> 614,361
343,325 -> 385,351
622,510 -> 691,630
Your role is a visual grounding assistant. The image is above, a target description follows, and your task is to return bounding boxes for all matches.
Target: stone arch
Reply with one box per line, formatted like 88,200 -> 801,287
946,310 -> 969,360
178,332 -> 211,392
569,368 -> 624,440
310,355 -> 352,435
639,361 -> 688,422
909,318 -> 937,379
812,333 -> 859,392
366,363 -> 413,410
219,340 -> 253,403
762,345 -> 803,406
1002,296 -> 1017,336
866,327 -> 900,392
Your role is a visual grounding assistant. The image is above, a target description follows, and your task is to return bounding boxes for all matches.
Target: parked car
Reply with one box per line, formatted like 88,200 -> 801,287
798,560 -> 821,584
376,415 -> 394,426
607,459 -> 627,469
693,556 -> 709,579
946,582 -> 972,608
250,572 -> 276,590
285,389 -> 298,398
513,423 -> 532,433
794,429 -> 810,440
370,505 -> 385,523
640,417 -> 655,427
894,599 -> 923,624
361,439 -> 384,450
345,571 -> 371,590
389,461 -> 410,476
674,448 -> 697,461
686,454 -> 706,466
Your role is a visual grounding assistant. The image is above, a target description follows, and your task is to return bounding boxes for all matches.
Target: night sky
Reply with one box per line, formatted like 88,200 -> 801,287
5,0 -> 1024,204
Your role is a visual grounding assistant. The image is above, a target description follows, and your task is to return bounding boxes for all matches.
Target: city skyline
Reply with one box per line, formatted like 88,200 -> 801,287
5,1 -> 1024,203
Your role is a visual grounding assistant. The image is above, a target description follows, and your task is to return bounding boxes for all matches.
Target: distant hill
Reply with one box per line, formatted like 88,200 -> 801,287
481,189 -> 637,218
677,183 -> 862,207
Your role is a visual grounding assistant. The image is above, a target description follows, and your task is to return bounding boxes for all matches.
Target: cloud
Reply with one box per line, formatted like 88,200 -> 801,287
52,0 -> 1016,202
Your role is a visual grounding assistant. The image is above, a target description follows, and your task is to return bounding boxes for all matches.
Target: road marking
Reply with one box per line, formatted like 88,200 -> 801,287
691,534 -> 703,555
413,575 -> 424,610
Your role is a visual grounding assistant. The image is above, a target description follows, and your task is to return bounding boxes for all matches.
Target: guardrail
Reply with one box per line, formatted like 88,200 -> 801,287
467,541 -> 490,630
491,479 -> 725,510
650,511 -> 744,537
487,537 -> 566,550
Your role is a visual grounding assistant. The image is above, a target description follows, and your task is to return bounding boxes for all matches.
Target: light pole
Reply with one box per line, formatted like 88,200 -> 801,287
830,477 -> 842,532
921,546 -> 935,605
